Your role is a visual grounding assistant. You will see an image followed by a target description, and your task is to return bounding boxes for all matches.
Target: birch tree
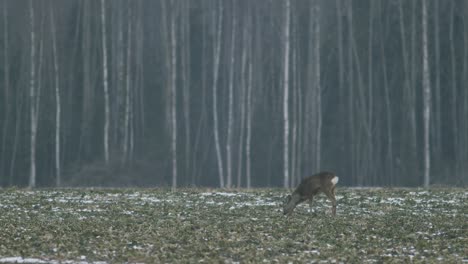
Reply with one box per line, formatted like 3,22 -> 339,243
236,8 -> 248,188
283,0 -> 291,188
123,3 -> 133,164
101,0 -> 110,164
226,0 -> 236,188
29,0 -> 37,188
433,0 -> 441,165
170,1 -> 178,190
314,0 -> 322,172
379,0 -> 393,185
336,0 -> 345,178
409,0 -> 418,178
213,2 -> 224,188
1,0 -> 10,180
246,31 -> 253,189
422,0 -> 431,187
347,1 -> 356,182
449,1 -> 459,174
181,1 -> 191,183
399,0 -> 417,181
50,2 -> 61,186
367,0 -> 374,182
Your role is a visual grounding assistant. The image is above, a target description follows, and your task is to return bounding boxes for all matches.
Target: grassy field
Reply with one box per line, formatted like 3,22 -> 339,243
0,188 -> 466,263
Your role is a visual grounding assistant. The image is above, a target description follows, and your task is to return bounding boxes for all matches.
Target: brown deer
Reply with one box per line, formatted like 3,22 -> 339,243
283,171 -> 339,216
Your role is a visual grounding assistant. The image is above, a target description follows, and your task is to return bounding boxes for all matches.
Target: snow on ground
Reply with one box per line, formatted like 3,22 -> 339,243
0,257 -> 107,264
0,188 -> 465,263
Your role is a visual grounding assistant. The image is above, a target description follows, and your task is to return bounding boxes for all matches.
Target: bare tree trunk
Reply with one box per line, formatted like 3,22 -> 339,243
347,1 -> 356,183
78,0 -> 92,162
351,21 -> 366,185
245,9 -> 254,189
463,2 -> 468,184
422,0 -> 431,187
291,19 -> 297,188
296,56 -> 303,187
379,0 -> 393,185
449,1 -> 459,175
132,0 -> 144,163
283,0 -> 291,188
136,1 -> 145,152
367,0 -> 374,184
50,2 -> 61,187
226,1 -> 236,188
433,0 -> 441,167
213,2 -> 224,188
237,13 -> 248,188
115,2 -> 125,156
336,0 -> 345,179
399,0 -> 416,182
101,0 -> 110,164
246,34 -> 253,189
409,0 -> 418,179
123,4 -> 133,164
191,8 -> 209,185
1,0 -> 10,181
9,89 -> 25,186
314,0 -> 322,171
182,1 -> 191,183
170,2 -> 178,190
29,0 -> 37,188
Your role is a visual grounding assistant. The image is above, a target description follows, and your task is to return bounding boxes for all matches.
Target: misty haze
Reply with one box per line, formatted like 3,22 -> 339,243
0,0 -> 466,263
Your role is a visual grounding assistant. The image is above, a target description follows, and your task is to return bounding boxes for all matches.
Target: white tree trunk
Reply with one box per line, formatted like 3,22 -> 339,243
117,4 -> 125,154
170,4 -> 178,190
101,0 -> 110,164
226,4 -> 236,189
433,0 -> 441,163
237,17 -> 248,188
182,1 -> 191,183
29,0 -> 36,188
291,27 -> 297,188
51,5 -> 61,187
246,37 -> 253,189
213,3 -> 224,188
314,0 -> 322,171
283,0 -> 291,188
2,0 -> 10,182
422,0 -> 431,187
449,1 -> 458,173
123,6 -> 132,164
378,2 -> 393,184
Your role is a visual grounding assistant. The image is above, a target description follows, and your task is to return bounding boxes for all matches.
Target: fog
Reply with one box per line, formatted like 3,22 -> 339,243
0,0 -> 466,188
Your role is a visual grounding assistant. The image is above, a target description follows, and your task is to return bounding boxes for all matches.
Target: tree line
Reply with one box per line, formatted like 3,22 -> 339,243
0,0 -> 467,188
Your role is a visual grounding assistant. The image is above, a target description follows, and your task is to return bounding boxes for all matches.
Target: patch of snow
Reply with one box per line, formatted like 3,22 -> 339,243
0,257 -> 48,264
347,187 -> 383,190
0,257 -> 107,264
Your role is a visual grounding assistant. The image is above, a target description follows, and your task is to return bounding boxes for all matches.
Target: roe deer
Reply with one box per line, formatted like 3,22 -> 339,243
283,171 -> 339,216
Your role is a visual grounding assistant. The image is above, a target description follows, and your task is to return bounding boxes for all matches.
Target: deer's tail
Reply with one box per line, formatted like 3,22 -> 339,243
331,176 -> 339,186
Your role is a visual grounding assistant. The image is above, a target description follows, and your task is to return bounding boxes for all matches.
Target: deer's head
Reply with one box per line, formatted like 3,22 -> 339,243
283,192 -> 301,215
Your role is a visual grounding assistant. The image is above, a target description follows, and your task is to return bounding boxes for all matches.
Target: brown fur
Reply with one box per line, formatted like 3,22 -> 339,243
283,171 -> 338,216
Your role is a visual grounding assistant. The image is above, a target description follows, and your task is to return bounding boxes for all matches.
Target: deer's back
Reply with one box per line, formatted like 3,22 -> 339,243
295,171 -> 336,198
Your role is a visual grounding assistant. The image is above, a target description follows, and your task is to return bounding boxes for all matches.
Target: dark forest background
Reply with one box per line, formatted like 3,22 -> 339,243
0,0 -> 467,188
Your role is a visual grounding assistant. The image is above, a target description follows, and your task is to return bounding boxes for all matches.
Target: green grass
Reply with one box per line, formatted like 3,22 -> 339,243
0,188 -> 466,263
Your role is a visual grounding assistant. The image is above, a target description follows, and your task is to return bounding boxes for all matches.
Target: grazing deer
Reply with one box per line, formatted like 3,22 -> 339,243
283,171 -> 339,216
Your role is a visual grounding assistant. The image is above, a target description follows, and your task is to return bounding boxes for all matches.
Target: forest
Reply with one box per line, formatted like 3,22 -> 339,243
0,0 -> 467,188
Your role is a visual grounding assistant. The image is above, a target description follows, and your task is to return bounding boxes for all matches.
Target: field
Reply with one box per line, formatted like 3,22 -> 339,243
0,188 -> 466,263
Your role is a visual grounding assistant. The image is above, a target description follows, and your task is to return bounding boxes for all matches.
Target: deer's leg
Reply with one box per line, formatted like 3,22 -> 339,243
308,196 -> 314,213
325,188 -> 337,216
